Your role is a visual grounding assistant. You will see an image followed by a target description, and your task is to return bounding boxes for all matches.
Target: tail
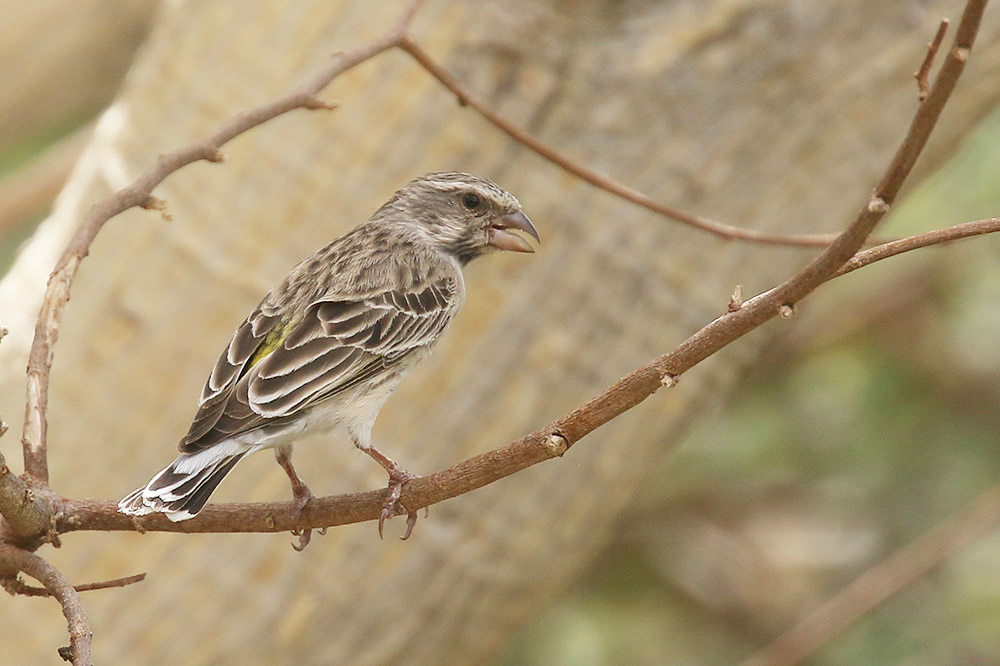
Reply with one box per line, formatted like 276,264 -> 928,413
118,447 -> 250,521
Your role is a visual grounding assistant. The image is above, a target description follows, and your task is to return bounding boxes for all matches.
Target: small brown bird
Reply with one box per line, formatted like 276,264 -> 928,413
119,172 -> 538,544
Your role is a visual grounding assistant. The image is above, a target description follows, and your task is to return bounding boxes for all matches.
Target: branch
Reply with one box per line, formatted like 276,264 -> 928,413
52,0 -> 989,538
834,217 -> 1000,277
54,209 -> 1000,538
17,0 -> 953,489
1,409 -> 54,543
4,571 -> 145,597
397,37 -> 845,248
915,19 -> 951,100
0,545 -> 91,666
0,446 -> 52,541
740,480 -> 1000,666
18,0 -> 426,483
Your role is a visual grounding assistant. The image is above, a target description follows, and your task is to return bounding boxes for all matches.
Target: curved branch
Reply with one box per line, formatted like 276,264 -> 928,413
0,545 -> 91,666
55,213 -> 1000,537
19,0 -> 426,483
55,0 -> 992,537
397,37 -> 845,248
834,217 -> 1000,276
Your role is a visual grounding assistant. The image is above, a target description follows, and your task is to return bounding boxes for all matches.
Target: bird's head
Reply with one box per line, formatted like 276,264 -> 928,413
382,172 -> 539,265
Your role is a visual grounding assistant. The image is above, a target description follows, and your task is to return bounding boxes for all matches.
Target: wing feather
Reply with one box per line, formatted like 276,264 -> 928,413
180,308 -> 283,448
180,273 -> 460,452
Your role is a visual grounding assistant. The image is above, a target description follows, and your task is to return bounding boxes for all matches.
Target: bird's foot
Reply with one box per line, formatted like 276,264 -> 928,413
275,446 -> 326,551
378,467 -> 420,541
359,443 -> 422,540
289,485 -> 327,552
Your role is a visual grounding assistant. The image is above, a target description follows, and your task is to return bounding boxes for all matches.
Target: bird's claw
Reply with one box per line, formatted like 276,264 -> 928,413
290,521 -> 326,551
377,469 -> 420,540
291,529 -> 312,552
289,483 -> 323,551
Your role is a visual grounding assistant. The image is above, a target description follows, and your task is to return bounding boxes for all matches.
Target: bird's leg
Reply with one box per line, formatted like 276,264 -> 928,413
275,445 -> 314,509
274,445 -> 325,551
363,444 -> 420,540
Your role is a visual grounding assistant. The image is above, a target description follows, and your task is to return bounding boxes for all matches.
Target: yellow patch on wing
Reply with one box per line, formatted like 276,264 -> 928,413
247,318 -> 297,369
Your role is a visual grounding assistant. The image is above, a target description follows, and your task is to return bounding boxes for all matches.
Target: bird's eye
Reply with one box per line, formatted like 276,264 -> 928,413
462,192 -> 481,210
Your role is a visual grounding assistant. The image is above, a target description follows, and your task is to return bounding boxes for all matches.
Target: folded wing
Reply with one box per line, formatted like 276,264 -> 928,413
179,276 -> 459,453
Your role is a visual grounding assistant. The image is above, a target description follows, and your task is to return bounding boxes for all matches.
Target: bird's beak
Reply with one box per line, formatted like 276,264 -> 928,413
488,210 -> 540,253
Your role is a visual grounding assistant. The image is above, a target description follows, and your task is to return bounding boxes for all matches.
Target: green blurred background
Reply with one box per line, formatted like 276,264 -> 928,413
503,111 -> 1000,665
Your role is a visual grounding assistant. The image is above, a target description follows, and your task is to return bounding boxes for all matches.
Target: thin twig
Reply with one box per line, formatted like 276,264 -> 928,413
739,481 -> 1000,666
0,545 -> 91,666
18,0 -> 426,484
835,217 -> 1000,276
6,572 -> 146,597
398,37 -> 847,247
916,19 -> 951,100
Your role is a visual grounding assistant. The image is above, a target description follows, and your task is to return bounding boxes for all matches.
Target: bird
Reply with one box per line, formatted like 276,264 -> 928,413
119,172 -> 538,546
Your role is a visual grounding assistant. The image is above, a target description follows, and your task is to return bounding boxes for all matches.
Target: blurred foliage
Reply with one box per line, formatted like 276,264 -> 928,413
502,108 -> 1000,665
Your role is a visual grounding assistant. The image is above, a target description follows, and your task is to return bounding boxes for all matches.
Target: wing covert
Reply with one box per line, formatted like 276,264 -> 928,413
180,275 -> 460,452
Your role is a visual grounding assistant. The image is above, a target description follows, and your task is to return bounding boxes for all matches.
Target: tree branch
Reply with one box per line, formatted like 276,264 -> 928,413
0,545 -> 91,666
48,0 -> 990,538
1,4 -> 994,663
4,571 -> 145,597
834,217 -> 1000,277
0,446 -> 52,542
916,18 -> 951,100
18,0 -> 426,483
397,37 -> 846,248
50,208 -> 1000,534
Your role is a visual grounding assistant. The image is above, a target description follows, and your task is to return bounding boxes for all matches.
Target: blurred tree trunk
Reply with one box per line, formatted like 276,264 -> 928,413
0,0 -> 157,154
1,1 -> 999,664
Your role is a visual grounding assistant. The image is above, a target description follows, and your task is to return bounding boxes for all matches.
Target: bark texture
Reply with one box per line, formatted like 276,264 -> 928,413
1,1 -> 999,663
